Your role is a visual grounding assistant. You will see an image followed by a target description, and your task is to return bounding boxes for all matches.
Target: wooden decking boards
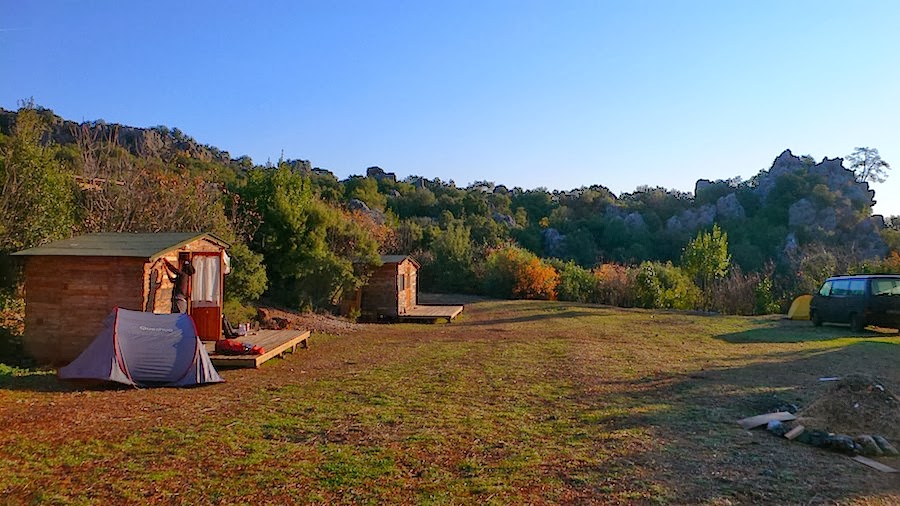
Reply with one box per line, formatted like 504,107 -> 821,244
398,305 -> 464,322
205,329 -> 310,368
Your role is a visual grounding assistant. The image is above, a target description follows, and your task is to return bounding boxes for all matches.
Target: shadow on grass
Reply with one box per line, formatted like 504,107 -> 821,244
567,341 -> 900,503
461,310 -> 605,326
0,363 -> 132,392
715,318 -> 899,343
0,364 -> 71,391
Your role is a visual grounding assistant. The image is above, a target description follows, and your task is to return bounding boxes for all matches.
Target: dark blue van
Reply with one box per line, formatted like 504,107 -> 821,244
810,275 -> 900,331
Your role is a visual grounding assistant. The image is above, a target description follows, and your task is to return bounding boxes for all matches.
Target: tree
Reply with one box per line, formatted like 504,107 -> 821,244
427,221 -> 474,293
847,147 -> 891,184
0,104 -> 77,253
681,224 -> 731,299
238,165 -> 380,310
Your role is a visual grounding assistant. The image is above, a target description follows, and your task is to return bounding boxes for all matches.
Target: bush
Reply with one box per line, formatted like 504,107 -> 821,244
754,276 -> 782,315
223,299 -> 257,327
483,245 -> 558,300
849,251 -> 900,275
0,294 -> 25,366
513,257 -> 559,300
708,267 -> 780,315
551,259 -> 597,302
593,263 -> 635,307
633,261 -> 700,310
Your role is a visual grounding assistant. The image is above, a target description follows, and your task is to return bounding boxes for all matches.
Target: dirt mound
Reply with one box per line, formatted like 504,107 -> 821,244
798,374 -> 900,441
257,307 -> 359,335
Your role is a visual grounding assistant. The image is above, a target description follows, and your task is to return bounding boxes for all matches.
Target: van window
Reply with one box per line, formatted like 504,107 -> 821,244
871,278 -> 900,295
848,279 -> 866,296
818,281 -> 832,296
831,280 -> 851,296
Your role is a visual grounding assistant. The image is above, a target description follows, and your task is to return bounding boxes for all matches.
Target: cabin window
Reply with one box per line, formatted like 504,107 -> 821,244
191,255 -> 222,306
399,273 -> 406,291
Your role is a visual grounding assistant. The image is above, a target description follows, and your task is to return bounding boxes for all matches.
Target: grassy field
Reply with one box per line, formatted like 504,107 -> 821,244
1,299 -> 898,505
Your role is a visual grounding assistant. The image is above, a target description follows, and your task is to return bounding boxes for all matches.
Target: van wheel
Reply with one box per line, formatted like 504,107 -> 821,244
811,311 -> 822,327
850,313 -> 865,332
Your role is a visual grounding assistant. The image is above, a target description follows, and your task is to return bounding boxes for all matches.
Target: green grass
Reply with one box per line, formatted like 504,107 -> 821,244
0,300 -> 898,504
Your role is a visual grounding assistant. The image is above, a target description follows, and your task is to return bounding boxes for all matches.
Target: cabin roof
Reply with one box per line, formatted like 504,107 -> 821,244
12,232 -> 229,261
380,255 -> 420,267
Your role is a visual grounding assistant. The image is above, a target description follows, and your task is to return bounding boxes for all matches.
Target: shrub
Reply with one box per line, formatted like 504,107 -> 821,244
633,261 -> 700,310
593,263 -> 636,307
754,276 -> 782,315
0,294 -> 24,366
223,299 -> 258,326
551,259 -> 597,302
849,251 -> 900,275
513,257 -> 559,300
708,267 -> 780,315
483,245 -> 558,300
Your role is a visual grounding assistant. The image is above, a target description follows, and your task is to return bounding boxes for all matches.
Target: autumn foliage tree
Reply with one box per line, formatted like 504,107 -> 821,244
593,263 -> 635,307
482,245 -> 558,300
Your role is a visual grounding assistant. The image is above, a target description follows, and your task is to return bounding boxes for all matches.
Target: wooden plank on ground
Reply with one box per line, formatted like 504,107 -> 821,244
851,456 -> 898,473
736,411 -> 797,430
784,425 -> 805,440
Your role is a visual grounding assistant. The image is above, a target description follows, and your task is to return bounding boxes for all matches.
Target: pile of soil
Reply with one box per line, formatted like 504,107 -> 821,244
257,306 -> 359,335
798,374 -> 900,441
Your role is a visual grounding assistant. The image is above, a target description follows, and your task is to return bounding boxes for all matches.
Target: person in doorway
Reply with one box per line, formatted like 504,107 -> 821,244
164,258 -> 195,313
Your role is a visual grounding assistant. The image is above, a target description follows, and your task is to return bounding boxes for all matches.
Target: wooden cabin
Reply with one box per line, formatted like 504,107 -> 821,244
344,255 -> 463,322
12,232 -> 229,365
357,255 -> 419,320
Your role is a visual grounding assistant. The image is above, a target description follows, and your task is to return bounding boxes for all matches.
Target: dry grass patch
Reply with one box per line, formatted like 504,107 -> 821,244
0,300 -> 898,504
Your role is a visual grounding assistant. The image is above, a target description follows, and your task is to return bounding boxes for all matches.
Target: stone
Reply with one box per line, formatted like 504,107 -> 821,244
716,192 -> 745,220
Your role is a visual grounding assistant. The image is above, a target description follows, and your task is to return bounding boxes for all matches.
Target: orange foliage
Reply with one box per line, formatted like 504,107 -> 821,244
513,257 -> 559,300
593,263 -> 635,307
345,209 -> 396,252
885,251 -> 900,272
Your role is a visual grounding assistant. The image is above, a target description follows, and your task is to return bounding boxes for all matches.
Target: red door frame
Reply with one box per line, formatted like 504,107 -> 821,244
188,252 -> 224,341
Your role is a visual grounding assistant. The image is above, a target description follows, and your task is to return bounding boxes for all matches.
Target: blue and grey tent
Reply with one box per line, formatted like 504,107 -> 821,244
59,307 -> 223,387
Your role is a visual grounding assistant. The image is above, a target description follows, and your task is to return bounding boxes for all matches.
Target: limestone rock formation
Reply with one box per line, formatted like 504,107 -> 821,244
716,193 -> 745,220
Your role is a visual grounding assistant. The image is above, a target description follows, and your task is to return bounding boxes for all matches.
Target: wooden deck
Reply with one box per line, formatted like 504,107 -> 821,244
398,305 -> 464,322
204,329 -> 310,368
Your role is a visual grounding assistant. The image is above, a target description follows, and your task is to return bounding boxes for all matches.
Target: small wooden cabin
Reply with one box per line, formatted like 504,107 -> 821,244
12,232 -> 229,365
355,255 -> 419,320
343,255 -> 463,322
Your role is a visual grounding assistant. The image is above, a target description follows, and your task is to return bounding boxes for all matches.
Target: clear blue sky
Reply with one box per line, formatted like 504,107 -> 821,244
3,1 -> 899,216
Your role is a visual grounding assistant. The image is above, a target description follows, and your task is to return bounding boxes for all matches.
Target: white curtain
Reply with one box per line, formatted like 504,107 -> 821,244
192,255 -> 221,306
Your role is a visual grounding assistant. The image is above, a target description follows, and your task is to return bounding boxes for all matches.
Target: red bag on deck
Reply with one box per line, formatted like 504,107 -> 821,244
215,339 -> 246,355
215,339 -> 264,355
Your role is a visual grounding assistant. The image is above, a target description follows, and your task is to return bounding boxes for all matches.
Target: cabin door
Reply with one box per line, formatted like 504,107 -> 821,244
190,253 -> 223,340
